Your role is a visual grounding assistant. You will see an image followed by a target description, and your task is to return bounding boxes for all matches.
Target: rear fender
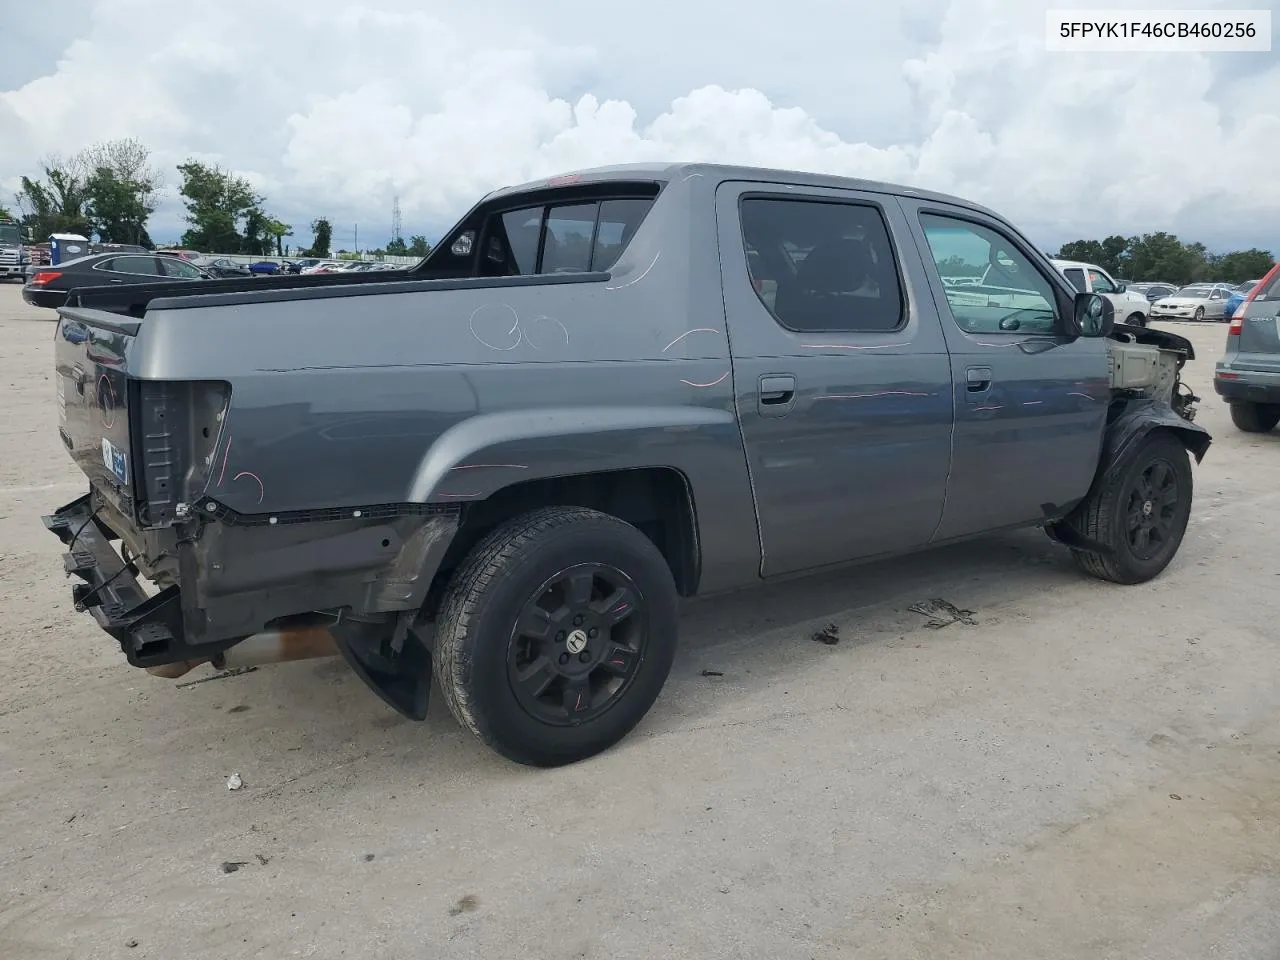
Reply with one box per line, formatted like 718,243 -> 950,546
406,406 -> 738,504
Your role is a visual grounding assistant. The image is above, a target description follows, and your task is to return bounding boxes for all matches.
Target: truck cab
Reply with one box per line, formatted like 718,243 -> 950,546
0,219 -> 28,281
1052,258 -> 1151,327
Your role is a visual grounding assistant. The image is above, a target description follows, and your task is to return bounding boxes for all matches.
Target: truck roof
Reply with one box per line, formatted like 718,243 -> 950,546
486,161 -> 1007,222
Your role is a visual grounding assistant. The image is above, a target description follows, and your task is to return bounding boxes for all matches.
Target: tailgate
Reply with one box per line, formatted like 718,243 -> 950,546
55,307 -> 141,519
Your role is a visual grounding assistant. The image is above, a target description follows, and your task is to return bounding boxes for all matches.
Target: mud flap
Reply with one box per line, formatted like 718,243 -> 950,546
331,619 -> 432,721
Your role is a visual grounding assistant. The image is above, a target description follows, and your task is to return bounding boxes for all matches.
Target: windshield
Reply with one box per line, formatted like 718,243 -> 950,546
0,223 -> 21,246
1176,285 -> 1213,298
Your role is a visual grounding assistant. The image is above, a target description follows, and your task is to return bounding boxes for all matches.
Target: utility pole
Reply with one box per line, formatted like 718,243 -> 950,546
354,223 -> 358,255
392,195 -> 403,244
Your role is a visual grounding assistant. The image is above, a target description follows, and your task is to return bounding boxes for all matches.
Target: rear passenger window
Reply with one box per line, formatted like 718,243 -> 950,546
739,198 -> 905,333
110,256 -> 160,276
920,215 -> 1058,335
1062,268 -> 1086,291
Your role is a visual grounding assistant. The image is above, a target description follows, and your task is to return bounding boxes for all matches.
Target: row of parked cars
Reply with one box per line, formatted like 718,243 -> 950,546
21,249 -> 407,309
1049,257 -> 1261,327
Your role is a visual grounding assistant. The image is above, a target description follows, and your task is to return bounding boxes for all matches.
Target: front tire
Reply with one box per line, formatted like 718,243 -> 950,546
1193,306 -> 1205,321
434,506 -> 679,767
1064,431 -> 1193,585
1125,312 -> 1147,327
1230,401 -> 1280,433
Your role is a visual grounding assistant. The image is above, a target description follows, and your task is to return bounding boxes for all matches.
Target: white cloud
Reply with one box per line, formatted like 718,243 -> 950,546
1,0 -> 1276,253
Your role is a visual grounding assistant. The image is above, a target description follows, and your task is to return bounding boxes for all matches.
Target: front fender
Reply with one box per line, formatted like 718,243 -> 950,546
1097,399 -> 1211,489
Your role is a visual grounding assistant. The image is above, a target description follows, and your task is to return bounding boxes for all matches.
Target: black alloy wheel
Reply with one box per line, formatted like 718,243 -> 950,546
508,562 -> 647,726
1124,458 -> 1179,561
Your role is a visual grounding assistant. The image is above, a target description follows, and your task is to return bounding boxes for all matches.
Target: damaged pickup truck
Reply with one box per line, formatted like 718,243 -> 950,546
43,163 -> 1210,766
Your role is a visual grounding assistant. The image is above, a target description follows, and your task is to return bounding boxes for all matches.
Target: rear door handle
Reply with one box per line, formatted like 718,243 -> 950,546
758,374 -> 796,417
965,366 -> 992,393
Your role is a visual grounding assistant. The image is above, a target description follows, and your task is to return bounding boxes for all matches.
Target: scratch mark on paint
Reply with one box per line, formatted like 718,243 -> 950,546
605,251 -> 660,291
815,391 -> 932,401
1021,400 -> 1044,406
682,172 -> 705,181
662,328 -> 721,352
450,464 -> 529,471
232,470 -> 264,505
680,371 -> 730,388
1068,392 -> 1097,401
801,343 -> 899,351
523,315 -> 570,350
974,404 -> 1003,412
216,434 -> 231,487
468,303 -> 522,351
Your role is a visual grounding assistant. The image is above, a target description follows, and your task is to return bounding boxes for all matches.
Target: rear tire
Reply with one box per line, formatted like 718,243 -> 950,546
1229,402 -> 1280,433
434,506 -> 679,767
1064,431 -> 1193,585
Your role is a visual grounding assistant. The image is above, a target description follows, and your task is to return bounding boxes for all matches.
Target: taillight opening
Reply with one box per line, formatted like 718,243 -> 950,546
31,271 -> 62,286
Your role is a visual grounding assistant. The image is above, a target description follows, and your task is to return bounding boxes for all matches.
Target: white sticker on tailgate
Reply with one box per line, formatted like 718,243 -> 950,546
57,377 -> 66,424
101,437 -> 129,485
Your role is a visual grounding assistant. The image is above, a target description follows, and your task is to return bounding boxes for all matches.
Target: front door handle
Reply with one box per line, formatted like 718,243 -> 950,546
965,366 -> 992,392
758,374 -> 796,417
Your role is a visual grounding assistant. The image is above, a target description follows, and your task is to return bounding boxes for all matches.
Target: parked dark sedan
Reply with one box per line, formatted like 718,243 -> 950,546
22,252 -> 210,310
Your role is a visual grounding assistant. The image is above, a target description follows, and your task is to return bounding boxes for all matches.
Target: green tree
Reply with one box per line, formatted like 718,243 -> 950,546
82,138 -> 161,246
385,236 -> 408,256
309,217 -> 333,257
407,234 -> 430,257
176,159 -> 268,253
15,156 -> 93,240
1216,249 -> 1273,284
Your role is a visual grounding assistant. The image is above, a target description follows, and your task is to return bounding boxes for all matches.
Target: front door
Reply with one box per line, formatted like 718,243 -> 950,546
716,182 -> 954,577
899,202 -> 1110,540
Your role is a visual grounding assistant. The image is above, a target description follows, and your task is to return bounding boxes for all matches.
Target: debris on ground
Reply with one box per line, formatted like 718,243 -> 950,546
449,894 -> 479,916
364,853 -> 375,862
175,666 -> 259,690
811,623 -> 840,645
125,939 -> 138,949
908,599 -> 977,629
700,669 -> 724,678
220,861 -> 249,874
255,853 -> 270,865
226,773 -> 243,791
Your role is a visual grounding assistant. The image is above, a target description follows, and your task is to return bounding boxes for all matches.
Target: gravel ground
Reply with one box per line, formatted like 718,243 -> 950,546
2,283 -> 1278,960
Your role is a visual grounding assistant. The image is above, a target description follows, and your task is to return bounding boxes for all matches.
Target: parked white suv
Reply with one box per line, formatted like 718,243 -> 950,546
1051,259 -> 1151,327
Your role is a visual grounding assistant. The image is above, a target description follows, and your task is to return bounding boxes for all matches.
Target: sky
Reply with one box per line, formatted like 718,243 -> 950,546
1,0 -> 1277,254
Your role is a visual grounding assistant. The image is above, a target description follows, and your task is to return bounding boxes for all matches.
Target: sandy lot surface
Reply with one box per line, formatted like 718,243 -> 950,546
2,283 -> 1278,960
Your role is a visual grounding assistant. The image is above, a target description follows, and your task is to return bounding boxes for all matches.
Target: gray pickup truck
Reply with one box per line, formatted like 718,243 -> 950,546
43,162 -> 1210,766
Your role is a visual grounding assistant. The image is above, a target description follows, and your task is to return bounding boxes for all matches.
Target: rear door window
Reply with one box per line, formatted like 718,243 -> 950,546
109,256 -> 161,276
738,197 -> 905,333
1062,267 -> 1087,292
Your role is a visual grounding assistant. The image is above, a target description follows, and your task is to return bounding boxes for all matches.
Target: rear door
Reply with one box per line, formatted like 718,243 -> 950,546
93,255 -> 164,284
1231,266 -> 1280,372
899,200 -> 1109,540
717,181 -> 953,577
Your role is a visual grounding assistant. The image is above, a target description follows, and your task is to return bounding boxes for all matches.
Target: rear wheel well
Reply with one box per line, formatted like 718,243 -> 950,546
422,468 -> 699,620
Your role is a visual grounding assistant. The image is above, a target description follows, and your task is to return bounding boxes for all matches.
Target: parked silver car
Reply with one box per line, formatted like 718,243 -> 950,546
1149,283 -> 1236,322
1215,264 -> 1280,431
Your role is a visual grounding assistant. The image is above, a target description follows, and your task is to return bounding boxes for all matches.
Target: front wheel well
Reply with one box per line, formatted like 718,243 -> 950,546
422,468 -> 699,620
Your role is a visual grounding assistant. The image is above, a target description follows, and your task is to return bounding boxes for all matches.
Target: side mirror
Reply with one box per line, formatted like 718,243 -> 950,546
1116,283 -> 1127,293
1066,292 -> 1114,338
